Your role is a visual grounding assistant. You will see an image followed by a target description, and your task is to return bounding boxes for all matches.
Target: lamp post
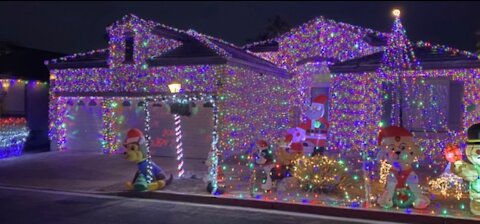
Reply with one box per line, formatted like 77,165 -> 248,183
169,81 -> 185,178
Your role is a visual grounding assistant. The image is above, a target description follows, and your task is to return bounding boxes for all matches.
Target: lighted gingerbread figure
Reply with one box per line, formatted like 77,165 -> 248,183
123,128 -> 173,191
377,126 -> 430,209
447,123 -> 480,215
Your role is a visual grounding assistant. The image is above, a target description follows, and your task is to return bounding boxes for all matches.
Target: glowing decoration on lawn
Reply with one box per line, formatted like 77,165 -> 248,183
292,155 -> 352,193
298,95 -> 330,156
123,128 -> 173,191
0,118 -> 29,159
428,167 -> 465,200
173,113 -> 184,178
376,126 -> 430,209
379,160 -> 392,185
252,138 -> 300,192
168,81 -> 185,178
449,123 -> 480,216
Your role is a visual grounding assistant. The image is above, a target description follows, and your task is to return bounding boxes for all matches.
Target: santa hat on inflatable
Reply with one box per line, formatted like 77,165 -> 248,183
124,128 -> 146,146
378,126 -> 412,145
312,95 -> 328,106
257,140 -> 269,149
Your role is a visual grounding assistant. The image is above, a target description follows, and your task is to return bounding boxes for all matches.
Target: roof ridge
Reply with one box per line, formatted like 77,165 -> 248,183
243,15 -> 389,49
415,41 -> 480,59
46,14 -> 287,72
185,29 -> 231,58
45,48 -> 107,65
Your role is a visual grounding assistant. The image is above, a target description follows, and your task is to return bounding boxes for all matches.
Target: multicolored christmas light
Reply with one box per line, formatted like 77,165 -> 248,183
248,16 -> 386,70
0,117 -> 29,159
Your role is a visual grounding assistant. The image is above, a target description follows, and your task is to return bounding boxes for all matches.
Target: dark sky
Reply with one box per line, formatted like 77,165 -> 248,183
1,1 -> 480,54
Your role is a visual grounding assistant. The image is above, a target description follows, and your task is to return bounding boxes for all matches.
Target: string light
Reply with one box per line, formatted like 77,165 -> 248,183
379,160 -> 392,185
143,97 -> 154,184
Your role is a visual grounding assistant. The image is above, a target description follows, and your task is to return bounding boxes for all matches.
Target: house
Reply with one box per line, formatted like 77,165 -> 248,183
0,42 -> 63,156
46,13 -> 480,217
46,14 -> 292,182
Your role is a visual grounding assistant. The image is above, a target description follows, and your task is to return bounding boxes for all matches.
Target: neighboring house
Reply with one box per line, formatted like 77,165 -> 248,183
0,42 -> 64,152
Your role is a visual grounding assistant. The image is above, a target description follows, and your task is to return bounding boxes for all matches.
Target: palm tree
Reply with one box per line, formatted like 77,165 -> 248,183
246,15 -> 292,42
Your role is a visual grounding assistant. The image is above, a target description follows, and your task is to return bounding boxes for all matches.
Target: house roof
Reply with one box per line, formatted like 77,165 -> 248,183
0,42 -> 64,81
243,16 -> 388,53
329,41 -> 480,73
46,15 -> 289,78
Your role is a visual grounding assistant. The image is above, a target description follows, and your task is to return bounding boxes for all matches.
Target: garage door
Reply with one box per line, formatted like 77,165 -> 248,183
64,99 -> 103,152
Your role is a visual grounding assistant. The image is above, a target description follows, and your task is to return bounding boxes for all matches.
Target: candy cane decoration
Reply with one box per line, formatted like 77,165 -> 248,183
174,113 -> 185,178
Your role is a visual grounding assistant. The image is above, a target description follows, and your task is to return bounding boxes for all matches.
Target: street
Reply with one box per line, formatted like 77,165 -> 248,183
0,186 -> 400,224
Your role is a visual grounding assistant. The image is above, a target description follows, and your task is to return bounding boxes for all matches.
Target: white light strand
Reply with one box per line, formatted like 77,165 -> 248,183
209,96 -> 220,194
144,97 -> 154,184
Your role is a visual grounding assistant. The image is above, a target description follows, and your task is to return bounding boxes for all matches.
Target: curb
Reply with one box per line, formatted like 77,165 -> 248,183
105,191 -> 477,224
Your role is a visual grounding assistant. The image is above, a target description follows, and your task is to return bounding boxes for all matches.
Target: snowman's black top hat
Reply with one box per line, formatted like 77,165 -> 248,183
467,123 -> 480,145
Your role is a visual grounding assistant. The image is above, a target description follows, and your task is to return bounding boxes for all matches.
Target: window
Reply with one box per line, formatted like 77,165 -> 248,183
381,78 -> 464,132
124,34 -> 134,63
311,87 -> 329,120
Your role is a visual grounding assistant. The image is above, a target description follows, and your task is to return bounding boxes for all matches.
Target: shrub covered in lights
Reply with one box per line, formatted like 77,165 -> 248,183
0,117 -> 29,159
292,155 -> 353,194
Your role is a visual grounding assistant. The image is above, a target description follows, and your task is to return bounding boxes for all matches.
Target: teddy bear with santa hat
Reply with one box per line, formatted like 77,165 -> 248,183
376,126 -> 430,209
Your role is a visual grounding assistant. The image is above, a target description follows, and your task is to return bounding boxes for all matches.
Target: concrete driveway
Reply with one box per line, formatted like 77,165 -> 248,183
0,151 -> 210,193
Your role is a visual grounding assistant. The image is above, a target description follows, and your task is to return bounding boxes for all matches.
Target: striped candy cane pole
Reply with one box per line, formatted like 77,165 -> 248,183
174,113 -> 185,178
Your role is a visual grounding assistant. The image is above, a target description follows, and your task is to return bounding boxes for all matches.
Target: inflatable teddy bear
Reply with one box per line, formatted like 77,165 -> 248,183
448,123 -> 480,215
123,128 -> 173,191
376,126 -> 430,209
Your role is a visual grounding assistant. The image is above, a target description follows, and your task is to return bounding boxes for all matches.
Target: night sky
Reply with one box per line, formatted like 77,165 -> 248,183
1,1 -> 479,54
